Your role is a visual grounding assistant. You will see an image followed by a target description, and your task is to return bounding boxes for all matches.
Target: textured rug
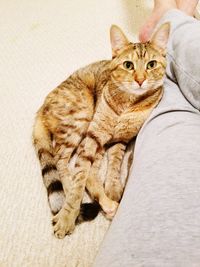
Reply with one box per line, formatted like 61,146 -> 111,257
0,1 -> 153,267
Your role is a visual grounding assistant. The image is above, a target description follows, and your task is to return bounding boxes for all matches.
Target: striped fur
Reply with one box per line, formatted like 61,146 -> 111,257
33,23 -> 170,238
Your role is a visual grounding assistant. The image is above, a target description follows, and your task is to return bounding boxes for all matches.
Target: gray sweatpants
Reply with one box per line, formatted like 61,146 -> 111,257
93,10 -> 200,267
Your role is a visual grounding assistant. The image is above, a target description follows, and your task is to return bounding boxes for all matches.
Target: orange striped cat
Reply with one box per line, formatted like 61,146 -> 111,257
33,23 -> 170,238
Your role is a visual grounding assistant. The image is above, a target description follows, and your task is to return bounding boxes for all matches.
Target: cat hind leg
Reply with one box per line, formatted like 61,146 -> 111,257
86,148 -> 119,219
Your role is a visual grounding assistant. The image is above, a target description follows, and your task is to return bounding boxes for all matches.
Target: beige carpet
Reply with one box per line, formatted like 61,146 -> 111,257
0,1 -> 153,267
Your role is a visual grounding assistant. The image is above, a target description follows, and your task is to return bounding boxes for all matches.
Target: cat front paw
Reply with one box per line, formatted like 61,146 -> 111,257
52,208 -> 77,238
99,196 -> 119,220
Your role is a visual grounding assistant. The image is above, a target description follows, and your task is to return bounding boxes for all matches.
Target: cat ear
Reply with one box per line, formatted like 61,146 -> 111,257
110,25 -> 129,58
150,22 -> 170,55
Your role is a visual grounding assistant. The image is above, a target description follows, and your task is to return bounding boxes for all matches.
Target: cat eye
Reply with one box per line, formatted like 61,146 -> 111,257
123,61 -> 134,70
147,60 -> 157,70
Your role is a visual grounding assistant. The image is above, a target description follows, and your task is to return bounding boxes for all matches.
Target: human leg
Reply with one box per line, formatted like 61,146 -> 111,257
93,10 -> 200,267
158,9 -> 200,110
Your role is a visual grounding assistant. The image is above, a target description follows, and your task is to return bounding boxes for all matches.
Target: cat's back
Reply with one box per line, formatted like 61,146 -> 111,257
44,60 -> 111,106
38,60 -> 111,129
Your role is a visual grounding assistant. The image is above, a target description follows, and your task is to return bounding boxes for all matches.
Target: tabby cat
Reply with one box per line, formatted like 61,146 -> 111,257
33,23 -> 170,238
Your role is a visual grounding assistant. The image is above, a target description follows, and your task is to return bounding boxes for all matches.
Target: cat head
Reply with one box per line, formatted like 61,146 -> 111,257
109,23 -> 170,95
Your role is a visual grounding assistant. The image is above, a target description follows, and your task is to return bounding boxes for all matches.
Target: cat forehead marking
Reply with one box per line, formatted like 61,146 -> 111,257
129,42 -> 150,58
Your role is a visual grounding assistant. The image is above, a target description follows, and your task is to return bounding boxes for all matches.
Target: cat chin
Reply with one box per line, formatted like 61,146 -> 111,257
119,86 -> 148,95
128,85 -> 162,95
116,81 -> 163,95
132,88 -> 148,95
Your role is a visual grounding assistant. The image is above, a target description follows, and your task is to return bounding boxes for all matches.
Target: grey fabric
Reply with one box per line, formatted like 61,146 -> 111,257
93,10 -> 200,267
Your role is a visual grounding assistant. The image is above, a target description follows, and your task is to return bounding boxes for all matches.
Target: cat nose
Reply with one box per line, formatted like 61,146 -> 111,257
135,78 -> 145,86
134,74 -> 146,86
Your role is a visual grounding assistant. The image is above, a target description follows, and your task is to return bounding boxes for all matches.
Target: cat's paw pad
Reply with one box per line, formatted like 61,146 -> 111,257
52,210 -> 76,239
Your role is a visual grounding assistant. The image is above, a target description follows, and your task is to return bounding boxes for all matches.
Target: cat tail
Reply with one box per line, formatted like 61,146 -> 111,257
47,177 -> 101,221
47,179 -> 101,221
76,201 -> 101,224
33,112 -> 64,215
33,113 -> 100,221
